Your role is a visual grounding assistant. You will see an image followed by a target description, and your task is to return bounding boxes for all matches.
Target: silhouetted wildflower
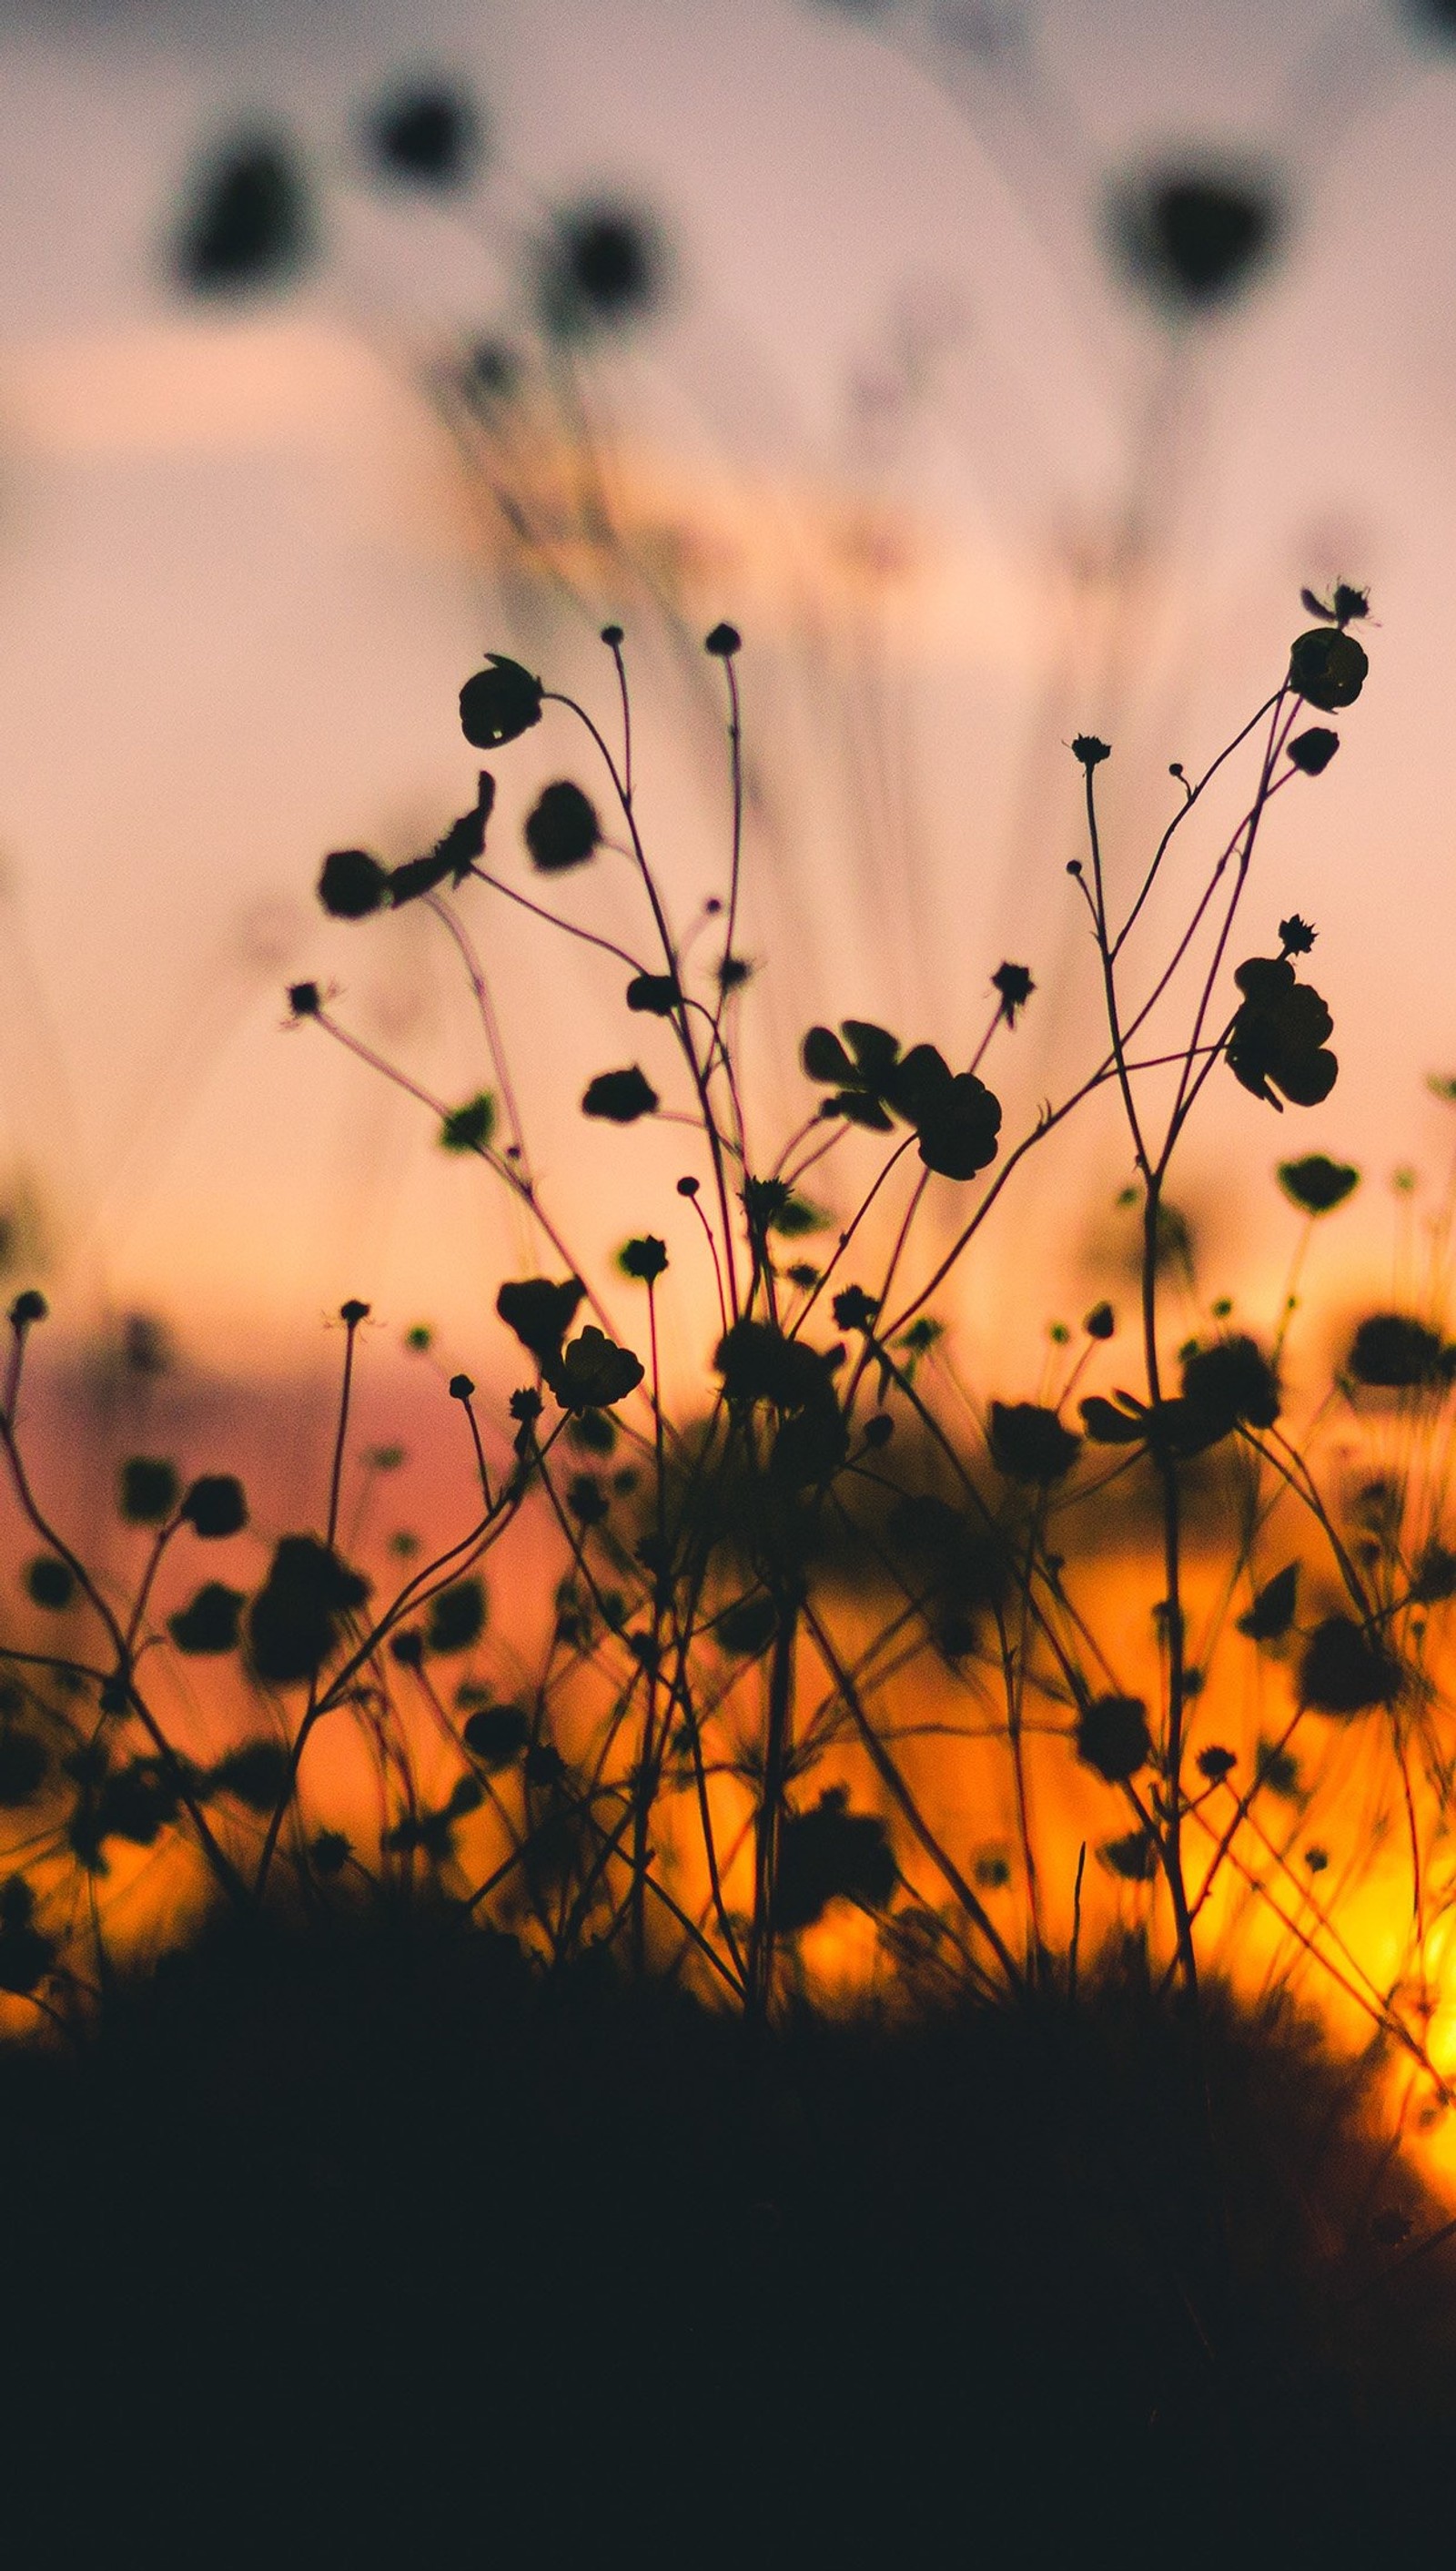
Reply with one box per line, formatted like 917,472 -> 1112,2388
174,134 -> 313,294
524,781 -> 601,874
363,80 -> 482,188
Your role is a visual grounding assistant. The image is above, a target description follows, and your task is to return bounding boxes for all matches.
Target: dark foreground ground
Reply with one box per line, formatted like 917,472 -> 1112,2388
2,1916 -> 1454,2565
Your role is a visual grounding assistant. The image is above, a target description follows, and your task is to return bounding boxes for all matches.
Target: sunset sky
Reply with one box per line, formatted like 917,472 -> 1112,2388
2,0 -> 1456,1403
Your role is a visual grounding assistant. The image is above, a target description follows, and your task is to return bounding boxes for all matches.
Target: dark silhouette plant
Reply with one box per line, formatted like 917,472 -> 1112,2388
11,588 -> 1456,2160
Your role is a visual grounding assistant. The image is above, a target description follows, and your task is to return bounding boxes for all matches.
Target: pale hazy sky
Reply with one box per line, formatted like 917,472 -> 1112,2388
2,0 -> 1456,1394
